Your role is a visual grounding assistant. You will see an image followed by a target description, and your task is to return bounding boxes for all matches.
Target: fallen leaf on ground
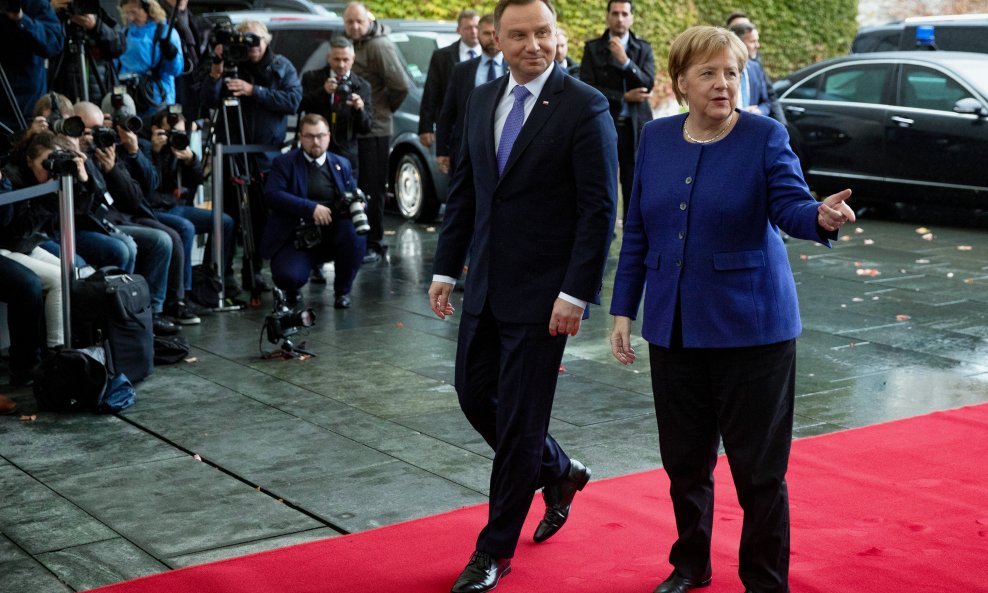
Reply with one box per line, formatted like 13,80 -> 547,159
799,254 -> 809,260
863,239 -> 875,245
856,268 -> 881,277
19,415 -> 37,422
922,233 -> 934,241
854,227 -> 864,234
184,357 -> 198,363
426,226 -> 436,232
947,272 -> 955,278
915,259 -> 930,264
384,230 -> 396,236
852,297 -> 864,302
840,235 -> 852,241
958,245 -> 973,251
192,454 -> 202,461
896,314 -> 911,321
916,227 -> 930,234
395,321 -> 405,329
558,365 -> 566,373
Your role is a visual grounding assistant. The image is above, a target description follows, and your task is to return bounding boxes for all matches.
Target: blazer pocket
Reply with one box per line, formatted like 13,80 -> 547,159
713,250 -> 766,271
644,250 -> 660,270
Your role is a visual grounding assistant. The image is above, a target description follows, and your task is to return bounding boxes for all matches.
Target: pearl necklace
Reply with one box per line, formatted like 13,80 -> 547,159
683,113 -> 735,144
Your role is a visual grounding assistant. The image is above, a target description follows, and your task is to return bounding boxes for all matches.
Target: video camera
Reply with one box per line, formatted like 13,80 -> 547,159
211,25 -> 261,65
264,287 -> 316,345
337,188 -> 370,235
41,149 -> 79,177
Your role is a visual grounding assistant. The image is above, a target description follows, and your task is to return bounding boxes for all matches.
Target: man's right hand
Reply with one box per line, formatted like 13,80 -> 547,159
313,203 -> 332,225
428,281 -> 455,319
436,156 -> 450,175
323,78 -> 339,95
419,133 -> 435,148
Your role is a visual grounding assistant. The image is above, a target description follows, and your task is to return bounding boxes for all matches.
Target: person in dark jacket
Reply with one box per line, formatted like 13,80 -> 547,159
0,0 -> 64,133
262,114 -> 365,309
300,36 -> 372,180
202,19 -> 301,296
418,9 -> 479,149
580,0 -> 655,225
48,0 -> 124,104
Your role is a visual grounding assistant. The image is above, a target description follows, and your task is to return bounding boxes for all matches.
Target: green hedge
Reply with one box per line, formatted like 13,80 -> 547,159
369,0 -> 857,79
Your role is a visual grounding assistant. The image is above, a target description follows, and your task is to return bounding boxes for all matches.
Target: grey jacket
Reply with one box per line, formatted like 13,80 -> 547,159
351,20 -> 410,138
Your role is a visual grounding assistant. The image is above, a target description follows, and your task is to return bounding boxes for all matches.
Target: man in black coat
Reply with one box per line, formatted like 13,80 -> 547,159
300,36 -> 373,180
418,9 -> 479,149
580,0 -> 654,224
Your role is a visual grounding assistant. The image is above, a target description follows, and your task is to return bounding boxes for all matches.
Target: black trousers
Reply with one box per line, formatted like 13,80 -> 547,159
357,136 -> 389,253
0,256 -> 45,375
648,339 -> 796,593
616,118 -> 636,224
456,303 -> 571,558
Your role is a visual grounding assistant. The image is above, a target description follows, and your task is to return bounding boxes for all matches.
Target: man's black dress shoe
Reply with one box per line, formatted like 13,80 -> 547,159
334,294 -> 352,309
533,459 -> 591,542
653,569 -> 712,593
153,314 -> 181,336
450,551 -> 511,593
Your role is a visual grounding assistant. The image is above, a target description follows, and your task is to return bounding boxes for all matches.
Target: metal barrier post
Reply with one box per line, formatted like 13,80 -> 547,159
211,143 -> 240,311
58,175 -> 76,342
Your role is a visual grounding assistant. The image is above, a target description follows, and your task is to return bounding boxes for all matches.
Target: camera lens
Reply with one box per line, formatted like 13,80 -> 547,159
113,112 -> 143,133
169,131 -> 190,151
91,127 -> 118,149
50,116 -> 86,137
349,201 -> 370,235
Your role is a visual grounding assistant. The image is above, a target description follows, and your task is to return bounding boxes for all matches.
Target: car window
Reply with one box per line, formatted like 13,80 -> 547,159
389,32 -> 461,88
899,65 -> 973,111
818,64 -> 892,104
270,28 -> 341,74
852,30 -> 900,53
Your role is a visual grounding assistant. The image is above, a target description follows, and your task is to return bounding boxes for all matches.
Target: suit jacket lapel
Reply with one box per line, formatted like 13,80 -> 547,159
497,66 -> 564,183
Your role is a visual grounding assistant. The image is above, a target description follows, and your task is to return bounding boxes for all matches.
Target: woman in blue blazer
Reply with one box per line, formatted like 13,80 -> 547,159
609,27 -> 854,593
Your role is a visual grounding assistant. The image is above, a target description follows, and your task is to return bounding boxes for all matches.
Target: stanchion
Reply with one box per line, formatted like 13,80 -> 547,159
58,176 -> 77,338
211,142 -> 241,311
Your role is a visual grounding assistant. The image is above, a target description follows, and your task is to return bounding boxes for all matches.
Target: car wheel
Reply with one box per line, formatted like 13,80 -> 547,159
394,152 -> 439,222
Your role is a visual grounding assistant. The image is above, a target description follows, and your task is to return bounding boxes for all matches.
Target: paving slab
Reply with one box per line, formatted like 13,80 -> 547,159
36,537 -> 168,591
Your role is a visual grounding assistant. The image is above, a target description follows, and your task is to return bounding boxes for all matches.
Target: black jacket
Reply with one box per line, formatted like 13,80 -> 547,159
580,30 -> 655,146
418,39 -> 463,136
299,66 -> 373,171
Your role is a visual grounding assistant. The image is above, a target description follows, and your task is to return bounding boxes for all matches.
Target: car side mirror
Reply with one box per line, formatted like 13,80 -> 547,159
953,97 -> 988,117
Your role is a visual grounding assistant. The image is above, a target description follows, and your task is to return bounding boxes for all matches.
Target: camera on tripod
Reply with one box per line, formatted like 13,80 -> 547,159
264,287 -> 316,345
41,149 -> 80,177
337,187 -> 370,235
109,86 -> 142,133
211,26 -> 261,65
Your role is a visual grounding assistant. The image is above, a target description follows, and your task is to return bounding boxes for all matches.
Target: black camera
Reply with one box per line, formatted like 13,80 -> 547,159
49,115 -> 86,137
109,88 -> 142,133
338,188 -> 370,235
264,288 -> 315,344
333,78 -> 354,106
212,27 -> 261,64
90,126 -> 118,150
41,150 -> 78,177
292,221 -> 322,250
168,130 -> 190,151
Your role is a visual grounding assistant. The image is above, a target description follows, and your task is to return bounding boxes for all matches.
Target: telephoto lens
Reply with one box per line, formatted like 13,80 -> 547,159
49,116 -> 86,137
90,127 -> 118,149
168,131 -> 190,151
113,111 -> 143,133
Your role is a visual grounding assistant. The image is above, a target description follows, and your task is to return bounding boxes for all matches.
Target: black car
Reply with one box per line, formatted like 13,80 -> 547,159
205,12 -> 458,222
773,51 -> 988,214
852,14 -> 988,54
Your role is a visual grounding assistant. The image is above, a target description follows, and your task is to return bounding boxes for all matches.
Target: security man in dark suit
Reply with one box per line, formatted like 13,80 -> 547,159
579,0 -> 654,224
418,9 -> 480,149
300,36 -> 373,180
435,13 -> 505,176
428,0 -> 617,591
262,114 -> 366,309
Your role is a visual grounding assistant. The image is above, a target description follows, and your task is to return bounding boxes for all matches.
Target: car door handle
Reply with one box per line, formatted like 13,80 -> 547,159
890,115 -> 914,128
784,106 -> 806,116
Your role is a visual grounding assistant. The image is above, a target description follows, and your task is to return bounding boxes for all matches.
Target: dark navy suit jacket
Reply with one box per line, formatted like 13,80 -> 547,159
260,149 -> 356,259
433,64 -> 618,324
610,111 -> 837,348
435,56 -> 482,161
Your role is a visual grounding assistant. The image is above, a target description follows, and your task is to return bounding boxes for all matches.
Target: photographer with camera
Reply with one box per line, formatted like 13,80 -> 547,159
47,0 -> 123,104
115,0 -> 184,118
144,106 -> 235,305
202,19 -> 301,296
0,0 -> 64,133
262,114 -> 366,309
300,36 -> 371,181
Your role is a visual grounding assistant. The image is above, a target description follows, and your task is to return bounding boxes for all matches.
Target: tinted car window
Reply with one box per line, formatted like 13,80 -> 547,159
388,32 -> 460,87
819,64 -> 891,104
899,65 -> 973,111
270,28 -> 340,74
852,30 -> 900,53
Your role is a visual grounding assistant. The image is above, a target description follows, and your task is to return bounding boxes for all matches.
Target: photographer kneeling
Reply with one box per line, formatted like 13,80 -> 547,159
261,114 -> 367,309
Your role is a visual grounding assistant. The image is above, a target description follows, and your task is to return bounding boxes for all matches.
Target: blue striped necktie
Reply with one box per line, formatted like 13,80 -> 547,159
497,85 -> 530,175
487,58 -> 497,82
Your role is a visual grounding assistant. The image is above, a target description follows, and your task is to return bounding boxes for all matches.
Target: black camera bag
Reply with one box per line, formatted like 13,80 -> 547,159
71,267 -> 154,383
189,263 -> 223,308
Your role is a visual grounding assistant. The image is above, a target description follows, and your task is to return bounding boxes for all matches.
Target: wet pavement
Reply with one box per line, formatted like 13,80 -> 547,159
2,213 -> 988,592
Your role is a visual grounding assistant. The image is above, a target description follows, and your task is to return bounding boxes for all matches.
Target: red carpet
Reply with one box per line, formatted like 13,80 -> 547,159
88,405 -> 988,593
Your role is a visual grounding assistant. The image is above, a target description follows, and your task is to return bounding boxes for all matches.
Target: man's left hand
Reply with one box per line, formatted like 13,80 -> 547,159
623,87 -> 650,103
348,93 -> 364,111
93,145 -> 116,172
69,14 -> 97,29
116,126 -> 140,156
549,298 -> 583,337
225,78 -> 255,97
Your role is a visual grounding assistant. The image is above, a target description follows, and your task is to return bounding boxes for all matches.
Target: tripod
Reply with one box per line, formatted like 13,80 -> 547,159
0,60 -> 27,134
49,23 -> 108,104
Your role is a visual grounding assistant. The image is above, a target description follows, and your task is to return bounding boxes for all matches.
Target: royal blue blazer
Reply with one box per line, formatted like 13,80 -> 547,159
610,110 -> 836,348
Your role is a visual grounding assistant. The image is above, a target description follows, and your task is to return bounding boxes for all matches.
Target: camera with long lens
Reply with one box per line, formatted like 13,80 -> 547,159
264,288 -> 316,344
49,115 -> 86,137
90,126 -> 118,149
337,187 -> 370,235
211,26 -> 261,65
41,150 -> 79,177
109,87 -> 142,133
168,130 -> 190,150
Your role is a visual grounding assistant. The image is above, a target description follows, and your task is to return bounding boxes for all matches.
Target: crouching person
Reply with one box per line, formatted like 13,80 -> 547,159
261,114 -> 366,309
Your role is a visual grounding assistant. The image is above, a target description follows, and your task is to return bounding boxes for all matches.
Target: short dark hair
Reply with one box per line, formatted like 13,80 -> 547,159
730,22 -> 755,38
725,11 -> 748,27
300,113 -> 330,130
494,0 -> 555,30
330,36 -> 354,50
457,9 -> 479,25
607,0 -> 633,14
479,13 -> 495,27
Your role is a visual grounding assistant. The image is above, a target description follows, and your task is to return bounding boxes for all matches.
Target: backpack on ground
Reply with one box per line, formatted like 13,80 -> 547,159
189,263 -> 222,308
71,267 -> 154,383
154,334 -> 191,365
33,343 -> 136,413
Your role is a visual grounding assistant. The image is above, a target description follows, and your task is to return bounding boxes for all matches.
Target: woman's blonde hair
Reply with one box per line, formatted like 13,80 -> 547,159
119,0 -> 168,24
668,26 -> 748,106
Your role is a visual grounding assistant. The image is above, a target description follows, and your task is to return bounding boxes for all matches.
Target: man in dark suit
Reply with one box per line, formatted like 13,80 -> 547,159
555,26 -> 581,77
428,0 -> 617,591
435,13 -> 505,176
262,114 -> 366,309
579,0 -> 654,224
731,22 -> 784,122
418,9 -> 480,149
300,36 -> 373,180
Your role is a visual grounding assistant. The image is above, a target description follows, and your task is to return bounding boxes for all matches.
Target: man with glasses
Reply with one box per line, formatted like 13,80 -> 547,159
261,114 -> 366,309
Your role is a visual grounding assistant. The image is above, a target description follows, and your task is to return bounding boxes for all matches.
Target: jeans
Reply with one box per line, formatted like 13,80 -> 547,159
118,224 -> 172,313
0,256 -> 44,375
159,206 -> 235,291
76,230 -> 138,273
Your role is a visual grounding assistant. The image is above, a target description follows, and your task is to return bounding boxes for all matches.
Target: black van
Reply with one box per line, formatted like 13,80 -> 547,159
852,14 -> 988,54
